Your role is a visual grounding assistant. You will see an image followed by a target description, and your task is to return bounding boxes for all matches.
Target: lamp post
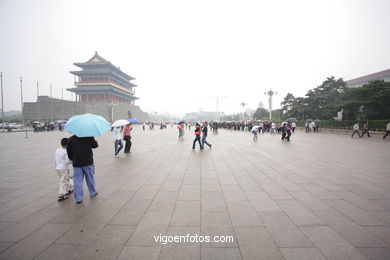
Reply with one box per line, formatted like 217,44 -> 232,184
1,73 -> 4,132
37,81 -> 40,122
264,89 -> 277,120
239,102 -> 247,121
62,88 -> 64,119
50,84 -> 53,121
20,77 -> 24,126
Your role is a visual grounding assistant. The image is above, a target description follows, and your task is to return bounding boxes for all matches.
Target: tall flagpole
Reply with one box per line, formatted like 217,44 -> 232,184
20,77 -> 24,126
50,84 -> 53,121
37,81 -> 40,121
62,88 -> 64,119
1,73 -> 4,132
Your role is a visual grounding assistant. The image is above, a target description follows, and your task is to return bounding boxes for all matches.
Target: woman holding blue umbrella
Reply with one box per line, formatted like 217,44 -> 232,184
65,113 -> 110,204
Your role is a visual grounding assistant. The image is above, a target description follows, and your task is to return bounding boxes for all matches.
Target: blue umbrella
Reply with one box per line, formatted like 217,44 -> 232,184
128,118 -> 139,124
65,113 -> 111,137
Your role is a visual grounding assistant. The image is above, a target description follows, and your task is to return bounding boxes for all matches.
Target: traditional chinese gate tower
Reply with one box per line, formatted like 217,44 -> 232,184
68,52 -> 138,104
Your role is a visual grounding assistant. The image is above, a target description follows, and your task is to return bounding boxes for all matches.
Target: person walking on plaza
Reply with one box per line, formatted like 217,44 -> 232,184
361,121 -> 371,137
178,122 -> 184,139
201,121 -> 212,148
281,122 -> 287,140
383,122 -> 390,139
351,121 -> 361,138
113,126 -> 123,157
286,121 -> 292,141
142,122 -> 145,131
305,122 -> 309,132
270,121 -> 276,135
310,121 -> 315,132
123,123 -> 133,153
67,135 -> 99,204
251,125 -> 259,141
291,121 -> 296,133
192,123 -> 202,150
54,138 -> 73,201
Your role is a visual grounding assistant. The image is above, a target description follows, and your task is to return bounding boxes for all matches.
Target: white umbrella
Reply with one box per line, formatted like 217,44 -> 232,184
111,119 -> 130,127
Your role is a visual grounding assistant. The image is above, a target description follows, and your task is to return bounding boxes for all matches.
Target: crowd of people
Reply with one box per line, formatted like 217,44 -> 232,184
53,119 -> 390,204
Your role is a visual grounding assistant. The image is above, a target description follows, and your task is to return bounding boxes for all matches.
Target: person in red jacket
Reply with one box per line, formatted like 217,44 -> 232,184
192,123 -> 202,150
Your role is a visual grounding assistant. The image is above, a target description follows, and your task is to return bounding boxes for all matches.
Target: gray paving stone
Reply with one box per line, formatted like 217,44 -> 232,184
300,184 -> 341,200
261,185 -> 294,200
0,223 -> 72,259
238,179 -> 263,192
36,244 -> 84,260
226,201 -> 263,227
117,245 -> 161,260
314,210 -> 388,247
161,179 -> 182,191
201,179 -> 220,192
201,247 -> 241,260
0,242 -> 13,254
0,208 -> 65,242
201,192 -> 227,212
0,197 -> 54,222
234,227 -> 283,260
301,226 -> 369,260
258,211 -> 314,247
159,245 -> 200,260
288,191 -> 335,211
279,248 -> 327,260
109,199 -> 152,225
357,247 -> 390,260
170,201 -> 200,227
132,184 -> 160,200
276,200 -> 324,226
324,199 -> 387,226
365,226 -> 390,245
75,224 -> 135,259
246,191 -> 281,212
127,211 -> 172,246
178,185 -> 200,201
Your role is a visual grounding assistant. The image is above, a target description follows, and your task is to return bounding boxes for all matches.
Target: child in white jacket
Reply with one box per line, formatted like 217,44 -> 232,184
54,138 -> 73,201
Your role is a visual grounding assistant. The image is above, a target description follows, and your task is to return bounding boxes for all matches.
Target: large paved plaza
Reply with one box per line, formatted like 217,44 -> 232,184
0,127 -> 389,260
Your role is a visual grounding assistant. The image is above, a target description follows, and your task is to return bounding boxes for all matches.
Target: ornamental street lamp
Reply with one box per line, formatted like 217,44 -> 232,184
239,102 -> 247,121
264,89 -> 277,120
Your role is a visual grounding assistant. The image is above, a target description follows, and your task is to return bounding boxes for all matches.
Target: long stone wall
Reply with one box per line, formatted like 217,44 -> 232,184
23,96 -> 149,122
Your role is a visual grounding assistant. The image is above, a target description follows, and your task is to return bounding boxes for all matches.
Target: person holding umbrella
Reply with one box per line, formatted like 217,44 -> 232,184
113,126 -> 123,157
123,122 -> 133,153
65,113 -> 111,204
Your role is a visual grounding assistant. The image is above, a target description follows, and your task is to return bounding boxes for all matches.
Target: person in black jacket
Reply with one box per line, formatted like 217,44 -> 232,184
67,135 -> 99,204
201,121 -> 212,148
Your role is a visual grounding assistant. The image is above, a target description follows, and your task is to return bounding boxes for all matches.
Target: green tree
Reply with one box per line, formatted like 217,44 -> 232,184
253,107 -> 269,120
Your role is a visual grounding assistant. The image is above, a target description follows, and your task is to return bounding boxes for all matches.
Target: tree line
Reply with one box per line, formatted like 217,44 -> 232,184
279,77 -> 390,121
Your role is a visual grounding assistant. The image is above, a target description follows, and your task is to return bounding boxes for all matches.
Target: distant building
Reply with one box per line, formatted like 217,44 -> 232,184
23,53 -> 148,122
184,110 -> 223,122
346,69 -> 390,88
68,52 -> 138,104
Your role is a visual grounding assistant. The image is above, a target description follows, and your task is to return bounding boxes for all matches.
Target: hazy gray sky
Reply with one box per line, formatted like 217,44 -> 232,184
1,0 -> 389,115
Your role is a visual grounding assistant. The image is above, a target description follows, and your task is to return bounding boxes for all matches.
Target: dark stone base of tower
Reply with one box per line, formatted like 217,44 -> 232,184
23,96 -> 148,122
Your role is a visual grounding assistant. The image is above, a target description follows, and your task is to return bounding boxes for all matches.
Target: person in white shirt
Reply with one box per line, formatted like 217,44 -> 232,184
383,122 -> 390,139
352,122 -> 361,138
113,126 -> 123,157
271,122 -> 276,135
54,138 -> 73,201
